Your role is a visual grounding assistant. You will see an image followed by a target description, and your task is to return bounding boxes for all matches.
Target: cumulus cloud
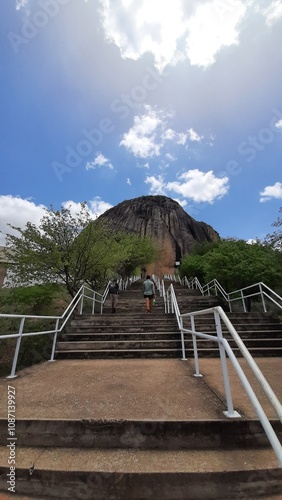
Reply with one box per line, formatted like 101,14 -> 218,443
188,128 -> 202,142
99,0 -> 186,72
258,1 -> 282,25
145,169 -> 229,203
0,195 -> 113,246
99,0 -> 253,71
120,105 -> 203,158
64,197 -> 113,218
120,106 -> 163,158
167,169 -> 229,202
145,175 -> 166,195
163,129 -> 188,145
275,118 -> 282,129
260,181 -> 282,202
185,0 -> 247,68
15,0 -> 28,10
0,195 -> 46,246
86,153 -> 113,171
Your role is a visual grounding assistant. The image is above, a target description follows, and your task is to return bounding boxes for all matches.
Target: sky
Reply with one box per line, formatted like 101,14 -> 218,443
1,0 -> 282,247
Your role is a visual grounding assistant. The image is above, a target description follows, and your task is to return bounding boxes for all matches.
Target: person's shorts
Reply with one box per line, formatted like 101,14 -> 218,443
144,294 -> 154,299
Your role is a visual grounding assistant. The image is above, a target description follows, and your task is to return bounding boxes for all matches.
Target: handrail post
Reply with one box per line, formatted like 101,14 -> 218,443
92,291 -> 96,315
214,310 -> 240,418
7,317 -> 25,379
228,293 -> 232,312
259,283 -> 267,312
180,316 -> 187,361
50,318 -> 60,362
241,290 -> 247,312
79,288 -> 84,315
191,315 -> 202,377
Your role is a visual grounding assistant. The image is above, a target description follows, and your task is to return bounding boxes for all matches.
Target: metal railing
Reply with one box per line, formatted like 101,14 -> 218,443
0,277 -> 138,378
181,277 -> 282,313
165,283 -> 282,466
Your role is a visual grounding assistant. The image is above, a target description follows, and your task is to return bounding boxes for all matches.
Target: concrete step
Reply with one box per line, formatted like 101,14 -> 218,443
1,446 -> 281,500
62,332 -> 182,341
1,419 -> 280,449
55,349 -> 183,359
55,348 -> 282,359
56,340 -> 183,350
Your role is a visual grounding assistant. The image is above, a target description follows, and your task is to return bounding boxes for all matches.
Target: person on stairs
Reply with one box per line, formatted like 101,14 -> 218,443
109,281 -> 119,313
143,275 -> 155,313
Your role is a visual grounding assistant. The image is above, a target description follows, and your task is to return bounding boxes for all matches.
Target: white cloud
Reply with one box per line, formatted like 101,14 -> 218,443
275,118 -> 282,129
167,169 -> 229,203
0,195 -> 113,246
64,197 -> 113,218
99,0 -> 251,71
15,0 -> 28,10
86,153 -> 113,171
259,1 -> 282,25
162,128 -> 188,145
260,182 -> 282,202
166,153 -> 176,161
120,105 -> 201,158
145,175 -> 166,195
99,0 -> 186,72
173,197 -> 187,208
188,128 -> 202,142
127,178 -> 132,185
185,1 -> 247,68
120,106 -> 163,158
0,195 -> 46,246
88,197 -> 113,216
145,169 -> 229,203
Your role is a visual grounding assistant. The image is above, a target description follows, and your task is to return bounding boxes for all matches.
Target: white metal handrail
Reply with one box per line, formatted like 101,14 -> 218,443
182,277 -> 282,313
0,284 -> 105,377
165,283 -> 282,466
0,276 -> 139,378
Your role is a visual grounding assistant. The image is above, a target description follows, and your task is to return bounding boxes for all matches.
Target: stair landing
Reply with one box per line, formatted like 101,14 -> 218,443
0,357 -> 281,421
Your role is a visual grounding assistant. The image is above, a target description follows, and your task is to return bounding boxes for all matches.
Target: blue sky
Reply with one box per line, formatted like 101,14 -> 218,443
1,0 -> 282,246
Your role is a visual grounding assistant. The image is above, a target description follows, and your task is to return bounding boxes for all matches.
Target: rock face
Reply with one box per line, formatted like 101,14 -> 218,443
98,195 -> 220,276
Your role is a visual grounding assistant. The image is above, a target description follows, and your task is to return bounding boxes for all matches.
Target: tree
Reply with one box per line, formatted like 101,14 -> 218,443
264,207 -> 282,250
114,232 -> 160,277
4,203 -> 160,297
179,238 -> 282,292
4,203 -> 94,296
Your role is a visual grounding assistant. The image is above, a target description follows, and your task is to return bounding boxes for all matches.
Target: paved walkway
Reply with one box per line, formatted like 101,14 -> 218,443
0,357 -> 281,421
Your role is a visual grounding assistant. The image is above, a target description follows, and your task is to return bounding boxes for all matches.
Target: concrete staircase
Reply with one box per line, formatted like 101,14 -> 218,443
0,415 -> 282,499
55,280 -> 282,359
1,280 -> 281,499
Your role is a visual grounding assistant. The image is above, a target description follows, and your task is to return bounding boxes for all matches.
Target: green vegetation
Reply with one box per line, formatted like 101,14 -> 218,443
4,203 -> 159,297
0,284 -> 70,377
179,238 -> 282,293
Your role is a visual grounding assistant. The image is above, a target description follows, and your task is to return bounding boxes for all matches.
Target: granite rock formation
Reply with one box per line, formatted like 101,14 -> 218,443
98,195 -> 220,276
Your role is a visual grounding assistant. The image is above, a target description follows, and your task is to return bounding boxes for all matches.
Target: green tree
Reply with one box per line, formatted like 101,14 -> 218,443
264,207 -> 282,250
3,204 -> 160,296
115,232 -> 160,277
4,203 -> 102,296
179,238 -> 282,291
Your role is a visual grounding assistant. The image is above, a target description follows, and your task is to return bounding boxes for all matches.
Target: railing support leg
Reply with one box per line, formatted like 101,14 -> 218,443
7,318 -> 25,379
191,316 -> 203,377
79,291 -> 84,315
50,318 -> 60,362
180,318 -> 187,361
214,310 -> 240,418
